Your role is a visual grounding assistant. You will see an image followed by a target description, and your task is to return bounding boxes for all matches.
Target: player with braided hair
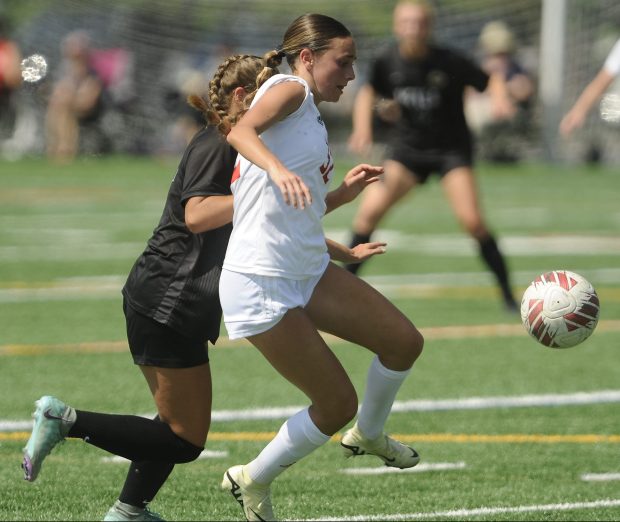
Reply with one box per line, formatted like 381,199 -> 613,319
21,54 -> 272,522
22,50 -> 383,521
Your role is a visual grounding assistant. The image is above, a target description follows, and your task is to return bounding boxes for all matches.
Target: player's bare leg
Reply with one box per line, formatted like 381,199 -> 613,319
347,160 -> 418,274
442,166 -> 517,310
307,263 -> 423,468
222,308 -> 356,521
140,364 -> 212,448
352,159 -> 418,235
104,363 -> 212,521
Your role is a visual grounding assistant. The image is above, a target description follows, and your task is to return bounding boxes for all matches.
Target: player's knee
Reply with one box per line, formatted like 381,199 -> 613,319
154,415 -> 206,463
465,221 -> 487,239
399,326 -> 424,367
172,433 -> 204,463
412,327 -> 424,357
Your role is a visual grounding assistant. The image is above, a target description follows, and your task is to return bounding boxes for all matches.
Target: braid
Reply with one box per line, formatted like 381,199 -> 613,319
186,53 -> 278,136
208,55 -> 243,135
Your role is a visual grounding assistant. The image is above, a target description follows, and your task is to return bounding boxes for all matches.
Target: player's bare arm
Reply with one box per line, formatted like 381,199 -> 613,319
348,84 -> 376,156
325,237 -> 387,264
227,81 -> 312,208
184,195 -> 233,233
560,69 -> 615,137
324,163 -> 383,213
486,72 -> 516,120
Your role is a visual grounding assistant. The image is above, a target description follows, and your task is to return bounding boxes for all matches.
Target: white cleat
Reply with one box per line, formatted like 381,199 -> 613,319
221,465 -> 275,521
341,422 -> 420,469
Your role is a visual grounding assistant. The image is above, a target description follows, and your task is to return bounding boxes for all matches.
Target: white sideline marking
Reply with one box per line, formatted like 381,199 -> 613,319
101,449 -> 227,463
3,232 -> 620,261
340,461 -> 466,475
2,266 -> 620,303
325,230 -> 620,257
582,473 -> 620,482
390,390 -> 620,413
313,498 -> 620,521
3,390 -> 620,432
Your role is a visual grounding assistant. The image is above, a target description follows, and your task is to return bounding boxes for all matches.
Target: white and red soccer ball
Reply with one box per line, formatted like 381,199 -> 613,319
520,270 -> 600,348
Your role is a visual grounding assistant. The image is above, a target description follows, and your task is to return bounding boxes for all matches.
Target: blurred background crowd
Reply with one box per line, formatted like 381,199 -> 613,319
0,0 -> 619,165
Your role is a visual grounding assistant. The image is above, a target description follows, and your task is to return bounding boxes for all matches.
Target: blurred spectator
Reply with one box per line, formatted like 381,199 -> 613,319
162,43 -> 236,152
466,20 -> 535,163
164,67 -> 209,149
0,16 -> 22,142
45,30 -> 104,162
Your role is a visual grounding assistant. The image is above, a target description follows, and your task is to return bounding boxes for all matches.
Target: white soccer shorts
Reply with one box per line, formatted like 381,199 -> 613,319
219,265 -> 327,340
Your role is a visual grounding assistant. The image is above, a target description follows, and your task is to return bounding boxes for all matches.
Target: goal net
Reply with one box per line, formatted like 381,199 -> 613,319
7,0 -> 620,164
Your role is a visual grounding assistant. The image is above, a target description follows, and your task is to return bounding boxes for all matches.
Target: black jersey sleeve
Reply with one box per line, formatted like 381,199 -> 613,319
181,127 -> 236,204
368,46 -> 395,99
450,49 -> 489,92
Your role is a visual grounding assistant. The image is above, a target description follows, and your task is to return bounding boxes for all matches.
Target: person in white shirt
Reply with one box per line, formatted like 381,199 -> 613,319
560,38 -> 620,136
219,13 -> 425,521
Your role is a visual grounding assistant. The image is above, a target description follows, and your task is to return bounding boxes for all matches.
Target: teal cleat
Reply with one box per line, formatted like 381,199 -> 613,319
103,501 -> 165,521
22,395 -> 75,482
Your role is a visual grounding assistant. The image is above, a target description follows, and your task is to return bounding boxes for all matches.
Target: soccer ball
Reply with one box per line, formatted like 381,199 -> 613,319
520,270 -> 600,348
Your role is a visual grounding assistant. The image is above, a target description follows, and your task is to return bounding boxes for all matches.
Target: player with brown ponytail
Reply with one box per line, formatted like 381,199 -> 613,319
22,48 -> 385,521
219,13 -> 425,521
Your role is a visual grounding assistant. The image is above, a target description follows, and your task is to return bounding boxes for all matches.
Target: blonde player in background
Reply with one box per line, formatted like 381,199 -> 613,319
345,0 -> 519,312
560,38 -> 620,136
219,13 -> 425,521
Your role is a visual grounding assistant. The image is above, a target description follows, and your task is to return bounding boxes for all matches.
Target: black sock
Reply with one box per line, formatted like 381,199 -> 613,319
345,232 -> 372,274
118,460 -> 175,509
67,411 -> 203,463
477,235 -> 516,305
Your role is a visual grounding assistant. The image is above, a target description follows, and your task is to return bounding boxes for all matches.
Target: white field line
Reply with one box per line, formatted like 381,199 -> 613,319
325,230 -> 620,257
340,461 -> 466,475
3,389 -> 620,432
313,498 -> 620,521
2,267 -> 620,303
100,449 -> 227,464
582,473 -> 620,482
2,231 -> 620,262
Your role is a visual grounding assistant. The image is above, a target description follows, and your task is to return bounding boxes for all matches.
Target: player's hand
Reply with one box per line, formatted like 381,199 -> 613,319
337,164 -> 383,204
348,241 -> 387,263
348,129 -> 373,157
267,166 -> 312,209
376,98 -> 401,123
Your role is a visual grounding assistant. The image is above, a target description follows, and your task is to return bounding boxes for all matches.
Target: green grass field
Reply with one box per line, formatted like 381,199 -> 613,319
0,156 -> 619,521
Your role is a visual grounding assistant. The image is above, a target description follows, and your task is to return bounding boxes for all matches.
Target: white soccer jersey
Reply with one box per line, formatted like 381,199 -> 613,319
603,38 -> 620,77
223,74 -> 335,279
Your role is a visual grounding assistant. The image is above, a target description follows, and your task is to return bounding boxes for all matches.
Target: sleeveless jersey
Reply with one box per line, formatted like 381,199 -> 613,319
223,74 -> 334,279
604,39 -> 620,77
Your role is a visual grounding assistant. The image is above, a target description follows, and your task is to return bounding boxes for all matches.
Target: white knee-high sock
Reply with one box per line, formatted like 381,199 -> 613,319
357,355 -> 411,440
245,408 -> 330,485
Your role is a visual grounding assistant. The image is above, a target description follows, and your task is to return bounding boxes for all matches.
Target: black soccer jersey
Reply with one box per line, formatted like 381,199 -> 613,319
369,43 -> 488,150
123,126 -> 236,343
